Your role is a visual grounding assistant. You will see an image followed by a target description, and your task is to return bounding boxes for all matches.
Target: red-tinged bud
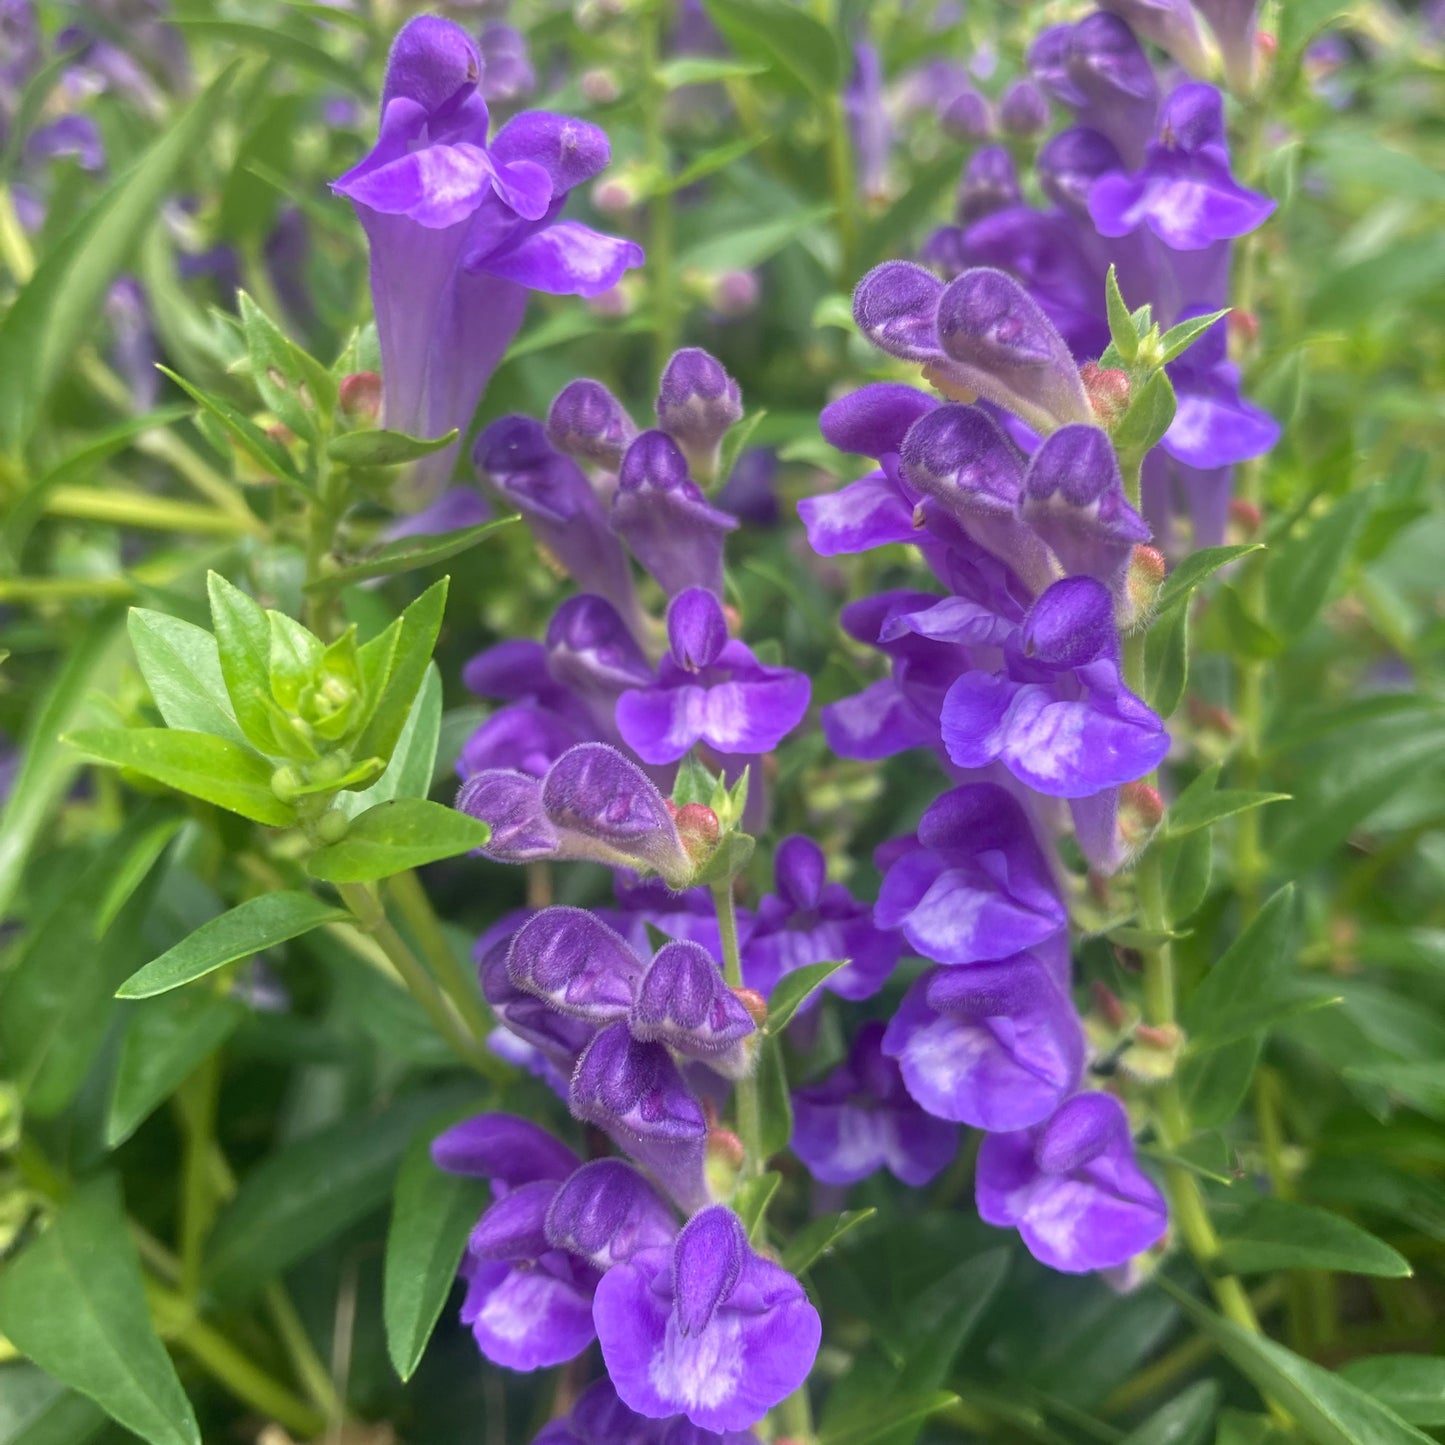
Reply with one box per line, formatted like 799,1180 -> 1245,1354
339,371 -> 382,422
1080,360 -> 1131,427
1119,781 -> 1165,859
1119,1020 -> 1184,1083
591,177 -> 636,215
721,602 -> 743,636
1136,1022 -> 1182,1051
707,1127 -> 746,1169
673,802 -> 721,862
1091,980 -> 1129,1031
1186,695 -> 1239,737
580,67 -> 620,104
1256,30 -> 1277,59
266,422 -> 298,448
734,987 -> 769,1028
1228,497 -> 1263,539
1120,544 -> 1166,631
588,280 -> 635,319
1228,309 -> 1259,345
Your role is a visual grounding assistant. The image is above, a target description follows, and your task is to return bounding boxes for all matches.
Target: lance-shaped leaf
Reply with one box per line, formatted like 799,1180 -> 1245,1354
353,578 -> 449,764
127,609 -> 249,747
306,799 -> 491,882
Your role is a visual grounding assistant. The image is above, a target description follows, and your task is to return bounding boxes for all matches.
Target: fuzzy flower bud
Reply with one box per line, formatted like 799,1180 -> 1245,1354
655,348 -> 744,484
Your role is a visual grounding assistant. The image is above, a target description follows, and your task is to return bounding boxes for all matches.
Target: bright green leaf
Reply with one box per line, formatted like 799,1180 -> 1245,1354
128,609 -> 249,747
1338,1356 -> 1445,1426
732,1171 -> 781,1242
1118,1381 -> 1219,1445
307,516 -> 516,590
158,366 -> 307,491
767,958 -> 849,1033
326,427 -> 458,469
1157,309 -> 1231,365
1154,545 -> 1263,615
1105,265 -> 1140,362
755,1037 -> 792,1160
306,799 -> 491,883
206,572 -> 281,755
782,1208 -> 877,1275
1218,1199 -> 1412,1277
1165,765 -> 1291,839
353,578 -> 449,765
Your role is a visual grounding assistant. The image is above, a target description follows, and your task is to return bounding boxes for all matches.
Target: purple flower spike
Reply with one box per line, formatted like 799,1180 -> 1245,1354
569,1023 -> 710,1212
1060,13 -> 1161,169
631,940 -> 757,1078
999,79 -> 1049,137
1098,0 -> 1210,73
793,1022 -> 959,1186
875,784 -> 1067,969
853,261 -> 946,364
1021,424 -> 1151,592
333,17 -> 643,507
656,348 -> 744,482
934,269 -> 1093,435
507,906 -> 645,1023
541,744 -> 695,887
545,594 -> 654,730
1037,127 -> 1127,215
898,404 -> 1059,595
617,589 -> 811,765
941,579 -> 1170,798
956,146 -> 1021,225
819,383 -> 937,460
1089,83 -> 1275,251
544,1159 -> 678,1270
432,1111 -> 580,1187
593,1206 -> 822,1431
611,431 -> 738,598
475,416 -> 637,617
457,769 -> 561,860
882,958 -> 1085,1131
744,835 -> 901,1003
976,1092 -> 1168,1273
480,940 -> 596,1083
547,378 -> 638,472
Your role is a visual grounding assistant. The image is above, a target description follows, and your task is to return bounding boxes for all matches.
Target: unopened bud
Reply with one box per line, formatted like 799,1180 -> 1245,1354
1118,1020 -> 1184,1082
668,801 -> 721,861
710,268 -> 760,319
1229,498 -> 1263,539
587,279 -> 637,319
1257,30 -> 1277,59
1090,980 -> 1129,1031
592,176 -> 638,215
704,1125 -> 745,1199
1118,781 -> 1165,855
1081,360 -> 1131,426
315,808 -> 350,845
339,371 -> 382,422
1186,696 -> 1238,737
270,765 -> 304,803
1121,544 -> 1166,631
707,1127 -> 746,1169
581,67 -> 620,104
734,987 -> 769,1028
1228,308 -> 1259,344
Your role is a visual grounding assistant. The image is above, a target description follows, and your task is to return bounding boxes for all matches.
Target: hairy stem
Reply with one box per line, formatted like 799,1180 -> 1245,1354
713,881 -> 763,1174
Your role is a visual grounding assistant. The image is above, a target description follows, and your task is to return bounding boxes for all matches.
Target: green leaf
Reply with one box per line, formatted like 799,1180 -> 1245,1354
1338,1357 -> 1445,1426
1113,368 -> 1177,462
337,664 -> 443,820
383,1115 -> 493,1382
1118,1381 -> 1219,1445
1203,584 -> 1283,660
656,56 -> 768,87
1104,265 -> 1140,362
767,958 -> 849,1033
1162,1283 -> 1435,1445
689,830 -> 756,887
716,408 -> 768,492
678,203 -> 834,273
0,65 -> 237,452
204,1087 -> 474,1300
1343,1061 -> 1445,1120
66,728 -> 294,827
782,1208 -> 876,1275
732,1171 -> 781,1242
326,427 -> 458,469
1218,1199 -> 1412,1277
105,990 -> 246,1146
0,613 -> 124,924
1184,885 -> 1297,1050
236,290 -> 337,439
1161,828 -> 1212,924
859,152 -> 963,268
1145,598 -> 1189,718
353,578 -> 449,765
206,572 -> 281,755
1154,545 -> 1263,615
0,1365 -> 109,1445
117,891 -> 349,999
819,1394 -> 961,1445
157,366 -> 307,491
755,1037 -> 792,1160
1265,490 -> 1372,640
92,814 -> 185,938
668,136 -> 765,192
1157,309 -> 1231,365
1180,1035 -> 1261,1132
672,754 -> 719,808
127,609 -> 249,747
169,18 -> 367,93
306,799 -> 490,883
0,1178 -> 200,1445
699,0 -> 843,96
1165,765 -> 1291,839
306,515 -> 516,589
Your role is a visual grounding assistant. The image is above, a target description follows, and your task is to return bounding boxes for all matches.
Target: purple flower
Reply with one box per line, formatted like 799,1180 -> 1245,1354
743,835 -> 900,1003
882,957 -> 1085,1130
875,784 -> 1067,969
332,17 -> 642,506
1161,311 -> 1279,471
544,1159 -> 678,1270
535,1378 -> 758,1444
656,349 -> 744,483
940,577 -> 1169,798
479,21 -> 535,106
955,146 -> 1020,224
547,378 -> 638,472
616,589 -> 810,765
508,906 -> 645,1023
631,940 -> 756,1078
792,1023 -> 958,1185
433,1111 -> 581,1187
27,114 -> 104,171
570,1023 -> 710,1212
999,79 -> 1049,137
845,42 -> 892,202
611,431 -> 738,598
976,1092 -> 1168,1272
545,593 -> 654,735
1089,83 -> 1274,251
593,1206 -> 821,1431
458,743 -> 694,887
1097,0 -> 1210,73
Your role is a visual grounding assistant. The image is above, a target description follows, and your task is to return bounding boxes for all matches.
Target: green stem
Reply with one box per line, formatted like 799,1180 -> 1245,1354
304,447 -> 342,638
44,483 -> 262,537
265,1284 -> 347,1427
642,1 -> 678,374
776,1382 -> 816,1443
177,1052 -> 222,1302
388,868 -> 510,1082
148,1284 -> 327,1441
812,0 -> 857,282
712,882 -> 763,1175
337,880 -> 494,1077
